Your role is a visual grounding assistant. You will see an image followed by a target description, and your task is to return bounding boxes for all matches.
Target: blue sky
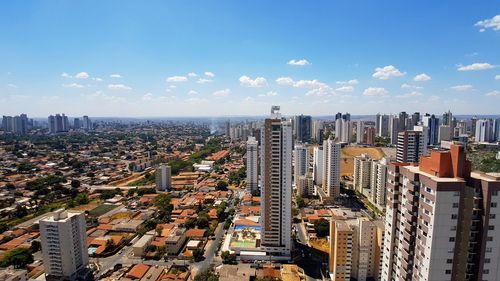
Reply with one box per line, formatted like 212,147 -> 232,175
1,1 -> 499,117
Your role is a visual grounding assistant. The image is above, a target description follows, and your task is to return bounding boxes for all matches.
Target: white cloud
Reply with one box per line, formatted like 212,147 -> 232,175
265,91 -> 278,97
196,78 -> 213,84
108,84 -> 132,90
397,91 -> 423,98
457,63 -> 495,71
335,86 -> 354,93
205,72 -> 215,77
7,84 -> 18,88
276,77 -> 295,86
187,90 -> 198,96
169,85 -> 177,89
486,90 -> 500,97
372,65 -> 405,80
495,74 -> 500,80
142,93 -> 154,101
75,72 -> 90,79
239,75 -> 267,87
475,15 -> 500,32
363,87 -> 388,96
429,95 -> 440,101
413,73 -> 431,82
61,72 -> 72,78
166,76 -> 188,82
92,77 -> 103,82
305,87 -> 334,97
213,89 -> 231,97
187,72 -> 197,77
336,79 -> 359,86
450,84 -> 474,91
110,74 -> 122,78
275,76 -> 327,89
401,83 -> 423,89
287,59 -> 311,66
62,83 -> 84,88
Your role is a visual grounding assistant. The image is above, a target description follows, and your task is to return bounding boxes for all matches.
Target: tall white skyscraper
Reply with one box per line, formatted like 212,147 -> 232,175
40,210 -> 88,281
293,143 -> 309,187
83,115 -> 92,131
356,121 -> 365,144
353,154 -> 372,193
475,119 -> 494,143
312,146 -> 324,186
246,136 -> 259,194
320,137 -> 341,203
260,106 -> 292,256
155,164 -> 172,191
336,118 -> 352,143
312,120 -> 324,143
370,157 -> 389,211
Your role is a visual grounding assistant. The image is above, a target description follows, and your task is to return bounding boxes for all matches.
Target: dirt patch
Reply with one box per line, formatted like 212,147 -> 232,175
341,146 -> 386,176
310,238 -> 329,254
69,200 -> 102,212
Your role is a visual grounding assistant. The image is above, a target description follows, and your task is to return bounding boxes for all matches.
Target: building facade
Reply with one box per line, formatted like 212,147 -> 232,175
246,136 -> 259,194
40,210 -> 89,281
259,106 -> 292,256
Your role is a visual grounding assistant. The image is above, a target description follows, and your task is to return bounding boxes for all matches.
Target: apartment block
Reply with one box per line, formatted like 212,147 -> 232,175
246,136 -> 259,194
381,144 -> 500,281
40,210 -> 89,281
320,137 -> 341,203
259,106 -> 292,256
396,130 -> 426,164
353,154 -> 372,193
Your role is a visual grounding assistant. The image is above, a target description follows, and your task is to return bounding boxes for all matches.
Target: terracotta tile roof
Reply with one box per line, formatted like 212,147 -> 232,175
127,263 -> 150,279
185,228 -> 206,238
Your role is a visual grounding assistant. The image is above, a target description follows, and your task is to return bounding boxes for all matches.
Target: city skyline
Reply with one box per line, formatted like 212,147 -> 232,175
1,1 -> 499,116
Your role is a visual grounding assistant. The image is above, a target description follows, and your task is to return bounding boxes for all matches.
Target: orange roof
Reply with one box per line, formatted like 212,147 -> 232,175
262,268 -> 281,278
185,228 -> 206,238
97,224 -> 113,231
306,215 -> 320,222
208,209 -> 218,219
235,219 -> 259,226
317,209 -> 331,216
127,263 -> 150,279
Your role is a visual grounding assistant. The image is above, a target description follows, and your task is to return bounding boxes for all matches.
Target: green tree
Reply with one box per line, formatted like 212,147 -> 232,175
30,240 -> 41,252
193,248 -> 204,262
221,250 -> 236,264
296,196 -> 305,208
314,218 -> 330,238
0,248 -> 34,268
216,180 -> 228,191
74,193 -> 90,205
70,179 -> 81,188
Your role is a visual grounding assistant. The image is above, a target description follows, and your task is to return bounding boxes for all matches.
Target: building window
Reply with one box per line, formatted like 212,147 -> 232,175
446,259 -> 453,264
486,247 -> 492,253
484,269 -> 490,274
488,225 -> 494,230
451,214 -> 458,219
485,258 -> 490,263
449,237 -> 455,242
452,203 -> 459,208
445,270 -> 451,274
490,214 -> 496,219
491,202 -> 497,208
487,237 -> 493,241
492,191 -> 498,196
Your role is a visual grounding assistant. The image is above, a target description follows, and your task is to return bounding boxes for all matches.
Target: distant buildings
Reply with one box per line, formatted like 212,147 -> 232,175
312,146 -> 324,186
246,136 -> 259,194
155,164 -> 172,191
259,106 -> 292,256
293,143 -> 309,187
382,145 -> 500,280
48,114 -> 69,134
40,210 -> 88,281
296,175 -> 314,197
1,114 -> 30,135
312,120 -> 324,144
320,137 -> 341,203
475,118 -> 494,143
293,115 -> 312,143
396,130 -> 426,164
353,154 -> 372,192
376,113 -> 390,138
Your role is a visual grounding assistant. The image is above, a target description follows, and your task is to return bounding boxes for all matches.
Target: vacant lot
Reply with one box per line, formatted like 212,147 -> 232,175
341,146 -> 386,176
88,204 -> 119,217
